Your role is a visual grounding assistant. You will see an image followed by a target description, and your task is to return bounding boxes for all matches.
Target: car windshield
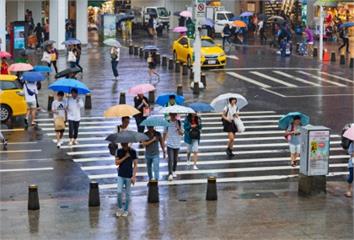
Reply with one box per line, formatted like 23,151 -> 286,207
191,39 -> 216,47
225,13 -> 234,21
147,8 -> 157,15
157,7 -> 169,17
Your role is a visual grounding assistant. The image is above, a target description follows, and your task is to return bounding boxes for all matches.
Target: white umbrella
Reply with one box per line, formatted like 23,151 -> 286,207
210,93 -> 248,112
160,105 -> 195,114
103,38 -> 121,47
268,16 -> 284,21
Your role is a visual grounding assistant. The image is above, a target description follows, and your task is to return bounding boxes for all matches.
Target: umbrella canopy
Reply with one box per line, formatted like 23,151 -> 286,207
173,11 -> 181,16
0,51 -> 11,58
143,45 -> 159,52
343,125 -> 354,141
48,78 -> 90,94
128,83 -> 155,95
43,40 -> 56,47
22,72 -> 46,82
117,14 -> 135,23
268,16 -> 284,21
278,112 -> 310,130
240,11 -> 253,17
340,22 -> 354,28
0,74 -> 17,80
62,38 -> 81,45
33,65 -> 52,73
210,93 -> 248,112
232,20 -> 247,28
156,93 -> 185,106
180,10 -> 192,18
230,16 -> 241,21
173,26 -> 188,33
201,18 -> 214,27
104,104 -> 140,118
103,38 -> 121,48
106,131 -> 149,143
140,116 -> 170,127
55,67 -> 81,79
160,105 -> 195,114
8,63 -> 33,72
188,102 -> 214,113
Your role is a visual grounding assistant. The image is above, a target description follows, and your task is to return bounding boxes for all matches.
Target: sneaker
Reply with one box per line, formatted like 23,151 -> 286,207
69,140 -> 73,146
24,118 -> 28,128
115,208 -> 123,217
73,139 -> 79,145
57,142 -> 61,148
172,172 -> 177,178
2,139 -> 7,151
121,211 -> 129,217
168,174 -> 173,181
193,165 -> 198,170
186,158 -> 190,166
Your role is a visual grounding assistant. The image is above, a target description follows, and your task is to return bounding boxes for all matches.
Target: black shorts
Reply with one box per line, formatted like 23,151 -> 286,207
148,62 -> 156,69
223,120 -> 237,133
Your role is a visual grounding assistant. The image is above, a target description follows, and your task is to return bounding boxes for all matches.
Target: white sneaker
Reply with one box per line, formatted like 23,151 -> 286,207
168,174 -> 173,181
172,172 -> 177,178
193,165 -> 198,170
186,159 -> 190,166
69,140 -> 73,146
57,142 -> 61,148
73,139 -> 79,145
115,209 -> 123,217
121,211 -> 129,217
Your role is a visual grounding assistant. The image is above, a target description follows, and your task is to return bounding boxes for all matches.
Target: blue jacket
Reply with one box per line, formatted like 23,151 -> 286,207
183,116 -> 202,144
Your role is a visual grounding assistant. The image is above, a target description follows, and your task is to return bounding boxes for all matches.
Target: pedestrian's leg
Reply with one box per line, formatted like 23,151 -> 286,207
345,39 -> 349,53
346,167 -> 353,197
146,156 -> 153,180
172,148 -> 178,172
153,155 -> 160,180
124,178 -> 132,212
31,108 -> 36,125
56,131 -> 60,144
167,147 -> 173,175
74,121 -> 80,140
228,132 -> 235,150
68,120 -> 74,143
53,61 -> 58,73
117,176 -> 124,209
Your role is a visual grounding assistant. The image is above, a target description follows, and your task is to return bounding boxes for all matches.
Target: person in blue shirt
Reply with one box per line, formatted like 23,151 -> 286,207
285,116 -> 302,167
345,142 -> 353,198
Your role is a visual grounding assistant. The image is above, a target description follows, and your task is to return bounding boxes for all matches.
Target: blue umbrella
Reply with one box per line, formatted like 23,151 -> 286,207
22,72 -> 46,82
33,65 -> 52,73
201,18 -> 214,27
49,78 -> 90,94
140,116 -> 171,127
62,38 -> 81,45
278,112 -> 310,130
155,93 -> 185,106
188,102 -> 214,113
143,45 -> 159,52
340,22 -> 354,28
240,12 -> 253,17
230,16 -> 241,21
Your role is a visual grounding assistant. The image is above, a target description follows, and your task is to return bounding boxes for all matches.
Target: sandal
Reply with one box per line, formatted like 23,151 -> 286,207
344,192 -> 352,198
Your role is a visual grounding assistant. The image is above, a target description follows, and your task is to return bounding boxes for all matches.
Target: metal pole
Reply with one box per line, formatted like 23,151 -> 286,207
319,4 -> 323,61
193,0 -> 204,89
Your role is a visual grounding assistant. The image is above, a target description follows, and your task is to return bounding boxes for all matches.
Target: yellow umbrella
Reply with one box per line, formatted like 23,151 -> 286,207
232,20 -> 247,28
104,104 -> 140,118
0,74 -> 17,80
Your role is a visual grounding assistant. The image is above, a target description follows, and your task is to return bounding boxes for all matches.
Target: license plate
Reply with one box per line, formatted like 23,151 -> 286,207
208,60 -> 216,64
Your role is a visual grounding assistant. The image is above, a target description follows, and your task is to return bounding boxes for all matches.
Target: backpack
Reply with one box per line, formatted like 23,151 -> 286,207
189,117 -> 201,140
108,142 -> 118,156
341,123 -> 353,150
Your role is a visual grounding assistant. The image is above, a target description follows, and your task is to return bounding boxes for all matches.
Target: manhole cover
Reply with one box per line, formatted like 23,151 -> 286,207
239,192 -> 278,199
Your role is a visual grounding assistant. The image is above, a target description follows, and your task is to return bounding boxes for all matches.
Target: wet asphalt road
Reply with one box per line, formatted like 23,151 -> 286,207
0,30 -> 353,202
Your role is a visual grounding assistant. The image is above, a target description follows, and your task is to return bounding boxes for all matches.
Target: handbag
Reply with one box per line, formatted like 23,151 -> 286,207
143,107 -> 151,117
189,127 -> 200,140
284,124 -> 294,142
68,51 -> 76,62
41,52 -> 51,63
234,117 -> 245,133
54,116 -> 65,130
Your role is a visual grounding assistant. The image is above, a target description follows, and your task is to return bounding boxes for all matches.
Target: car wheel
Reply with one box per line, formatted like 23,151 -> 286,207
0,105 -> 12,123
187,56 -> 192,67
173,51 -> 177,61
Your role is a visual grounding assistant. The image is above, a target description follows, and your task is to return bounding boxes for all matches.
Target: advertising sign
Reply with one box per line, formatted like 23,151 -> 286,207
14,25 -> 25,49
103,14 -> 116,40
307,130 -> 330,175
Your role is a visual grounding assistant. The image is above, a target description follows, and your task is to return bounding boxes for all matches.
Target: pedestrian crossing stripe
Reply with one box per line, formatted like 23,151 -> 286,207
297,71 -> 346,87
320,72 -> 354,84
250,71 -> 298,88
273,71 -> 321,87
227,72 -> 271,88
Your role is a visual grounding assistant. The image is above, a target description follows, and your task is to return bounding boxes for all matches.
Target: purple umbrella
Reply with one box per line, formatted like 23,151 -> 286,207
240,12 -> 253,17
173,26 -> 187,33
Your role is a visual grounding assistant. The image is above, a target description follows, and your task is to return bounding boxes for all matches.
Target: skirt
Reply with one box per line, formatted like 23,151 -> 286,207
223,120 -> 238,133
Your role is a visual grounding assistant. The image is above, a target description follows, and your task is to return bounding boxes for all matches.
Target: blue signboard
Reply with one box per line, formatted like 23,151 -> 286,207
14,25 -> 25,49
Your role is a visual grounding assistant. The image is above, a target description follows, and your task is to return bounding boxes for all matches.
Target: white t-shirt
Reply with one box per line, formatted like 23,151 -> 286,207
223,104 -> 239,121
66,97 -> 84,121
110,47 -> 120,61
52,100 -> 67,119
23,82 -> 38,103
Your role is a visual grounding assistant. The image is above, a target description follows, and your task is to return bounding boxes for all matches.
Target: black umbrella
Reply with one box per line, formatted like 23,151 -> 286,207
55,66 -> 81,79
106,131 -> 149,143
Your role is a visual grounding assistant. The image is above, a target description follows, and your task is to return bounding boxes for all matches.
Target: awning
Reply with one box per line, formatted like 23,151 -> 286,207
88,0 -> 105,8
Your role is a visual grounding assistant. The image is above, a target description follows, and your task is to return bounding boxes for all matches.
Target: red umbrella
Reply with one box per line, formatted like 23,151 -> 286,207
8,63 -> 33,72
0,51 -> 11,58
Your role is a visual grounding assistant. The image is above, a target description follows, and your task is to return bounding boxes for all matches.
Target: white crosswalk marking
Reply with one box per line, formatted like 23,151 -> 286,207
250,71 -> 298,87
320,72 -> 354,84
273,71 -> 321,87
227,72 -> 271,88
297,71 -> 347,87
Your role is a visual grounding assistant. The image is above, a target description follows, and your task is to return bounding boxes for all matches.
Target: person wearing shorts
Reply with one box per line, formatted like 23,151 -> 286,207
23,81 -> 38,127
51,91 -> 66,148
285,116 -> 302,167
222,98 -> 239,157
184,113 -> 202,169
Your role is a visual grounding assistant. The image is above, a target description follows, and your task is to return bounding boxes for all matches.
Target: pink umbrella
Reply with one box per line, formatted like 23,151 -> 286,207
0,51 -> 11,58
173,26 -> 188,33
343,125 -> 354,141
8,63 -> 33,72
180,10 -> 192,18
128,83 -> 156,95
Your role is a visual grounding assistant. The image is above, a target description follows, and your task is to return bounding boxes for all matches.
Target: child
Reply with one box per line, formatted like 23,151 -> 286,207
115,143 -> 138,217
285,116 -> 302,167
51,91 -> 66,148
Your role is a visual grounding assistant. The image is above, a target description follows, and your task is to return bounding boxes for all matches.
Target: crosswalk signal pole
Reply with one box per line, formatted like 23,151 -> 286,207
193,0 -> 205,91
319,4 -> 324,61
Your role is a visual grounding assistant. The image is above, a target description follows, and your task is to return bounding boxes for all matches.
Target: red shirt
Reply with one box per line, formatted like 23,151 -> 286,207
1,62 -> 8,74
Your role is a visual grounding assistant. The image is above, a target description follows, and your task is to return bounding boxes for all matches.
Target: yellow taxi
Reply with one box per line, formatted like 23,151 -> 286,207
172,36 -> 226,67
0,74 -> 27,122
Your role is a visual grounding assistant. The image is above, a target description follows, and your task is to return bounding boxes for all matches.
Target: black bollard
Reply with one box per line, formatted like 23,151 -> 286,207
47,95 -> 54,111
182,64 -> 188,75
148,90 -> 155,104
201,73 -> 206,88
206,176 -> 217,201
175,61 -> 180,73
147,180 -> 159,203
129,45 -> 133,55
177,84 -> 183,96
340,55 -> 346,65
155,53 -> 161,65
139,47 -> 144,58
28,185 -> 40,210
168,58 -> 174,70
162,55 -> 167,67
88,182 -> 100,207
189,68 -> 194,80
350,58 -> 354,68
85,94 -> 92,109
193,81 -> 200,95
330,52 -> 336,62
133,46 -> 139,56
313,47 -> 318,58
119,92 -> 126,104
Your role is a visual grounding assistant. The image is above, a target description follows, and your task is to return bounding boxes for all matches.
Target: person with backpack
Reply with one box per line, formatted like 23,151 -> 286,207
134,94 -> 149,133
143,126 -> 166,181
110,46 -> 120,80
66,88 -> 84,146
115,143 -> 138,217
222,98 -> 239,157
338,27 -> 349,54
163,113 -> 183,181
23,80 -> 38,128
184,113 -> 202,169
284,116 -> 302,167
51,91 -> 67,148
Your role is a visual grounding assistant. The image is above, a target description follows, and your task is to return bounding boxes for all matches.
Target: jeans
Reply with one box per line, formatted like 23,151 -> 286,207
145,155 -> 160,180
348,168 -> 353,184
111,60 -> 119,77
68,120 -> 80,139
338,38 -> 349,52
222,36 -> 230,49
167,147 -> 179,175
117,176 -> 131,211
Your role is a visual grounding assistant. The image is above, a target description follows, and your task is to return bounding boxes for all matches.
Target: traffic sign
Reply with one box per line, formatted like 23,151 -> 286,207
195,0 -> 206,20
